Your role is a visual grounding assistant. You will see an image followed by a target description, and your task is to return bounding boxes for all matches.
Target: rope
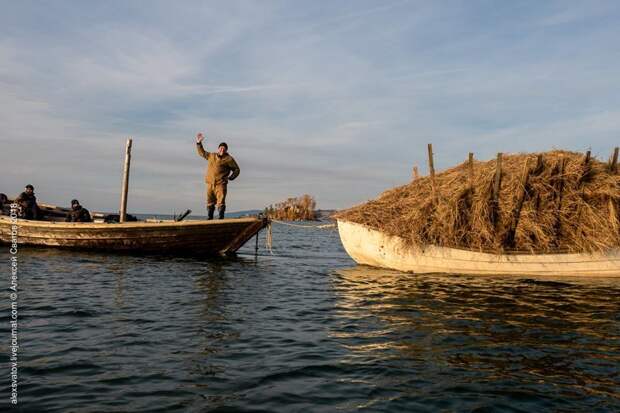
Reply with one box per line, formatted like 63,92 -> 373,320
266,223 -> 273,254
262,220 -> 335,256
270,219 -> 336,229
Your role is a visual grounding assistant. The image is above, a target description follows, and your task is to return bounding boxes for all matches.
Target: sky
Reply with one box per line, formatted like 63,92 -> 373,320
1,0 -> 619,214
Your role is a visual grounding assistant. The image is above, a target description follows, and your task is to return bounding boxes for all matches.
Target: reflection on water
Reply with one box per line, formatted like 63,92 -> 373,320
1,224 -> 619,412
331,266 -> 620,409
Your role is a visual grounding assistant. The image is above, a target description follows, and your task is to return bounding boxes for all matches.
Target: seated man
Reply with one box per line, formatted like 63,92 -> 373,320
15,184 -> 41,220
0,193 -> 8,215
65,199 -> 92,222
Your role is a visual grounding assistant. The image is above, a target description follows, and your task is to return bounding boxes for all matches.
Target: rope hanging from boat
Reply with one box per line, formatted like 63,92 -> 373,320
270,219 -> 336,229
266,222 -> 273,254
261,220 -> 335,255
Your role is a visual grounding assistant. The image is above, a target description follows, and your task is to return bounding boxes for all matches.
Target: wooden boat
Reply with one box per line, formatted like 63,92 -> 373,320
0,139 -> 272,255
0,210 -> 269,255
337,220 -> 620,277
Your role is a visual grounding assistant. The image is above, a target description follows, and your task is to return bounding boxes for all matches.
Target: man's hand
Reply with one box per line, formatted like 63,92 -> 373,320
196,133 -> 205,144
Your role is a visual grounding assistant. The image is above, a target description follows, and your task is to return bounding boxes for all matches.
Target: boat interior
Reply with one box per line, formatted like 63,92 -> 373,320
2,200 -> 138,223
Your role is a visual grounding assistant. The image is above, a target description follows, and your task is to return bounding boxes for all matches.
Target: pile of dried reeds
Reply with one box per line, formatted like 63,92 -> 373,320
265,194 -> 317,221
335,149 -> 620,254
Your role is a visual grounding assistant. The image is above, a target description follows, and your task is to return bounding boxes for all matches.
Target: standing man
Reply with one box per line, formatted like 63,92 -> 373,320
195,132 -> 240,219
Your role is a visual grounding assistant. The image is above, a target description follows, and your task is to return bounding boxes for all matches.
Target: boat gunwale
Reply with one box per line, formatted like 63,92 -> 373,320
0,216 -> 263,230
336,219 -> 620,258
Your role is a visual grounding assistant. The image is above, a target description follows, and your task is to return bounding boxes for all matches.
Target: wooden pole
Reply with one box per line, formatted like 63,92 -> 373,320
610,147 -> 619,174
492,153 -> 503,226
505,158 -> 531,247
468,152 -> 474,190
579,150 -> 592,185
493,153 -> 502,204
427,144 -> 435,180
175,209 -> 192,222
427,144 -> 435,197
533,154 -> 544,175
255,232 -> 259,257
608,147 -> 619,234
530,154 -> 544,214
412,166 -> 419,180
119,138 -> 132,223
554,157 -> 567,241
570,150 -> 596,234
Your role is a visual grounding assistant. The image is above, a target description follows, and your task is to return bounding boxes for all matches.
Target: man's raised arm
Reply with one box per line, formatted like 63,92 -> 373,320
195,132 -> 209,159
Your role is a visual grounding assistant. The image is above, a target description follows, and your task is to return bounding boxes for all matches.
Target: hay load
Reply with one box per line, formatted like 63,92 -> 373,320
336,149 -> 620,255
264,194 -> 318,221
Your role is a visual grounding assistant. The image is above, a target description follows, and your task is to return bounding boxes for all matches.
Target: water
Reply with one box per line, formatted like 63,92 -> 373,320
1,223 -> 619,412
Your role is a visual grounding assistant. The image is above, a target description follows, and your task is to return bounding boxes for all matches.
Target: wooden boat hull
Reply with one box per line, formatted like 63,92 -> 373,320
337,220 -> 620,277
0,216 -> 269,255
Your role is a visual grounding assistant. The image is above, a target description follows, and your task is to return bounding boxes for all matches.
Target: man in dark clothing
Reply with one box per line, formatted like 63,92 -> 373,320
195,132 -> 240,219
0,193 -> 8,215
65,199 -> 92,222
15,184 -> 41,220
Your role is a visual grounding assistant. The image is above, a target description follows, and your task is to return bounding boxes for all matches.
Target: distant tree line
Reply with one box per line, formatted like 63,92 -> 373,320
264,194 -> 317,221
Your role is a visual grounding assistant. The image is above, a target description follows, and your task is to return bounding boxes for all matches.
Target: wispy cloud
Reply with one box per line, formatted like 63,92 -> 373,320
537,0 -> 617,26
1,0 -> 619,213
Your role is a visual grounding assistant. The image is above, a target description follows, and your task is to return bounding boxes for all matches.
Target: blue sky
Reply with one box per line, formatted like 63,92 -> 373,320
1,0 -> 619,213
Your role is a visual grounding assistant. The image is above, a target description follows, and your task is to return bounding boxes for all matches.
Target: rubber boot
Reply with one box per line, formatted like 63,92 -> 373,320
207,205 -> 215,220
218,205 -> 226,220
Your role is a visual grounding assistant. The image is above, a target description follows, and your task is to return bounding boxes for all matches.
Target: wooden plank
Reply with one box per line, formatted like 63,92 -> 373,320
2,216 -> 259,230
12,238 -> 233,254
11,220 -> 256,236
14,223 -> 251,240
10,233 -> 236,253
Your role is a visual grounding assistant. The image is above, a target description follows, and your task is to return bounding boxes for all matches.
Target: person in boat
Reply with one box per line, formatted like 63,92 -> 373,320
195,132 -> 240,220
0,193 -> 8,215
15,184 -> 41,220
65,199 -> 92,222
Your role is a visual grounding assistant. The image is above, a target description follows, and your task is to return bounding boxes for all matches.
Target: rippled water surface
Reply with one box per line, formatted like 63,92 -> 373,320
1,224 -> 619,412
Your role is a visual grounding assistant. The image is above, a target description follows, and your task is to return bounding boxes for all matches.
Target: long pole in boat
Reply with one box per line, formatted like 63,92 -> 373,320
119,138 -> 132,223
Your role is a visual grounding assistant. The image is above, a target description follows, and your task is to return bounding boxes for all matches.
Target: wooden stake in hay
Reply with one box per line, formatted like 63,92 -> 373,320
335,150 -> 620,254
